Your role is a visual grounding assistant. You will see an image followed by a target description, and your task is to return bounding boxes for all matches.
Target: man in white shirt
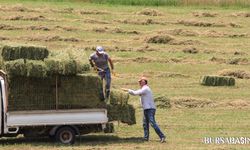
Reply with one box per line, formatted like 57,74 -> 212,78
124,77 -> 166,143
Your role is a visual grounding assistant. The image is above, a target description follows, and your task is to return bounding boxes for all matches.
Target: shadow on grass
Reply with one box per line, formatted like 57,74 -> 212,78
0,135 -> 144,146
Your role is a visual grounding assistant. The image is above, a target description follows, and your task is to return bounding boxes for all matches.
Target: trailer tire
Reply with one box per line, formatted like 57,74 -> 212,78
55,126 -> 76,144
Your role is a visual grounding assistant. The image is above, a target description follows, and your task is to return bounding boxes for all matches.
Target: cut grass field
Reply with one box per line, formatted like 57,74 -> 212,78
0,0 -> 250,149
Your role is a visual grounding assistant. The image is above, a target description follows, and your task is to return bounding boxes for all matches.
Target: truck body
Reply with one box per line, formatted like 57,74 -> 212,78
0,71 -> 112,144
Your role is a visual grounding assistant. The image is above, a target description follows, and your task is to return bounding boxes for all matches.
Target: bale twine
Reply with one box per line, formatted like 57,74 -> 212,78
1,45 -> 49,61
109,89 -> 129,105
201,75 -> 235,86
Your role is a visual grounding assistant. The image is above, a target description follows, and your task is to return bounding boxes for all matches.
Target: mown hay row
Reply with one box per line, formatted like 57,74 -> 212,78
1,45 -> 49,61
109,89 -> 129,105
201,75 -> 235,86
107,104 -> 136,125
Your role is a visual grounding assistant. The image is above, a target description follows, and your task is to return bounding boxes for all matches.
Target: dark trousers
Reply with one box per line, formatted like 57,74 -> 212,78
143,109 -> 165,140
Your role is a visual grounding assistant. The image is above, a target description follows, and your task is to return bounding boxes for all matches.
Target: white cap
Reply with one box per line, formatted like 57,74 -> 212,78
96,46 -> 105,54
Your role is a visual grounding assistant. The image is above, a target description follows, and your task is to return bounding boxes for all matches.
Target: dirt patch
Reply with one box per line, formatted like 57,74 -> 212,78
227,58 -> 249,65
231,12 -> 250,17
79,10 -> 109,15
192,12 -> 218,17
145,34 -> 174,44
136,8 -> 163,16
0,24 -> 20,30
6,15 -> 47,21
172,97 -> 215,108
218,69 -> 250,79
182,47 -> 198,54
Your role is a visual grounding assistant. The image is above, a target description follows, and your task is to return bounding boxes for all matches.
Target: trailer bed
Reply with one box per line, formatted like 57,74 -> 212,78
6,109 -> 108,127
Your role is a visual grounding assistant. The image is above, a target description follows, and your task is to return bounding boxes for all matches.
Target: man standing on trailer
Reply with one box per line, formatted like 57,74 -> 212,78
89,46 -> 114,100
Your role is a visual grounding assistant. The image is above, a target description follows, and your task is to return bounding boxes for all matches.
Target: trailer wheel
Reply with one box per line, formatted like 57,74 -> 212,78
55,127 -> 76,144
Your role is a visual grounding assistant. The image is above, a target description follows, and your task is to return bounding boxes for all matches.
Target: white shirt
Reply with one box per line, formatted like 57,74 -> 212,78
128,85 -> 156,110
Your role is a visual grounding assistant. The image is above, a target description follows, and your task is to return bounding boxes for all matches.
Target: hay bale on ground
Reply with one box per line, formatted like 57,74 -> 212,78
154,95 -> 171,109
1,45 -> 49,61
109,89 -> 129,105
218,69 -> 250,79
201,75 -> 235,86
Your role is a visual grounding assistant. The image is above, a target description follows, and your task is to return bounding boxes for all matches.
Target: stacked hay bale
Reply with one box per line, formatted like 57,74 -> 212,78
1,44 -> 136,125
201,75 -> 235,86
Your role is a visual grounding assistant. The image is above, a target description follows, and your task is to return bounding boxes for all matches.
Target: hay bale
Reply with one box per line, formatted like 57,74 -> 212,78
146,34 -> 174,44
8,76 -> 56,111
201,75 -> 235,86
109,89 -> 129,105
107,104 -> 136,125
4,59 -> 27,76
26,60 -> 47,78
58,74 -> 104,108
218,69 -> 250,79
4,59 -> 47,78
45,51 -> 90,75
154,95 -> 171,109
1,45 -> 49,61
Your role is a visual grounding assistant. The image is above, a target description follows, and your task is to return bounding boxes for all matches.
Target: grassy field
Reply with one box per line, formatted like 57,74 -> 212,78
0,0 -> 250,149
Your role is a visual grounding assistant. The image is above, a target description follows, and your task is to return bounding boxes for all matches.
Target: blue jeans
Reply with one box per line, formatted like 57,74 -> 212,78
143,109 -> 165,140
98,68 -> 111,99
